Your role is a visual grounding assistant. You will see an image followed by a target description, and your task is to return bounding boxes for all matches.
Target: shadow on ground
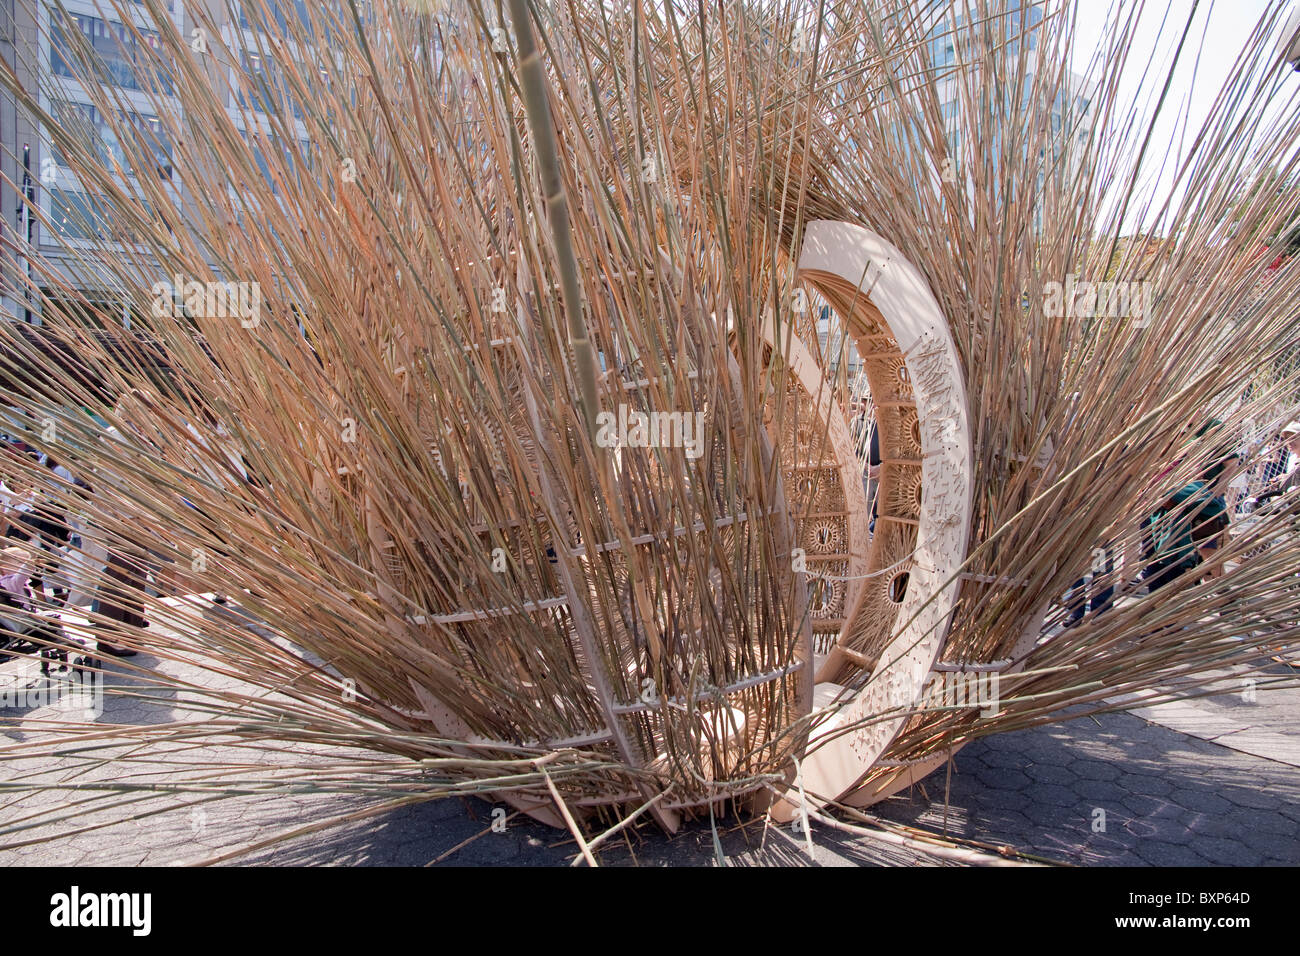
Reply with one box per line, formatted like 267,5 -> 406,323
869,710 -> 1300,866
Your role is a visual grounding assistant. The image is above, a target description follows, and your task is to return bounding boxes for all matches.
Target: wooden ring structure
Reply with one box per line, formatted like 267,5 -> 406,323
771,221 -> 974,818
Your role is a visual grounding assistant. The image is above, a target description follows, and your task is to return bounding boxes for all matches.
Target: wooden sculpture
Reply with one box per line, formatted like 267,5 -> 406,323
0,1 -> 1297,849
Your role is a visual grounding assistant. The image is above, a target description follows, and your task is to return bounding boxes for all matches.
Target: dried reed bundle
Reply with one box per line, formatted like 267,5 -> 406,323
0,0 -> 824,837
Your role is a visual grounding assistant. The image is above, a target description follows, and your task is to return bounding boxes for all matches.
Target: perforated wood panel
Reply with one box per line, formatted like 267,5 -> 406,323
756,320 -> 870,640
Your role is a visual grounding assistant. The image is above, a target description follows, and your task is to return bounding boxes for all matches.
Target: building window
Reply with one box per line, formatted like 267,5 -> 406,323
50,11 -> 173,95
51,99 -> 172,179
49,188 -> 153,244
239,0 -> 313,34
237,51 -> 303,119
49,188 -> 111,241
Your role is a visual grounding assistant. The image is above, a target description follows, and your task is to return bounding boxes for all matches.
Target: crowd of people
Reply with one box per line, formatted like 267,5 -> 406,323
1066,417 -> 1298,627
848,391 -> 1300,628
0,409 -> 149,666
0,434 -> 146,665
0,392 -> 262,671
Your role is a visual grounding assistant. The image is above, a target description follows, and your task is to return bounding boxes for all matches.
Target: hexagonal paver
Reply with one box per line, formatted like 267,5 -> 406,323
953,750 -> 991,771
1222,806 -> 1296,835
1026,763 -> 1078,786
978,767 -> 1031,791
1023,801 -> 1077,829
977,808 -> 1036,840
1185,835 -> 1262,866
979,748 -> 1033,771
1275,802 -> 1300,825
1079,834 -> 1141,861
1031,783 -> 1084,808
977,788 -> 1032,812
1168,787 -> 1234,816
1019,744 -> 1071,768
1069,758 -> 1121,782
1134,839 -> 1207,866
1121,792 -> 1180,818
1074,779 -> 1130,803
1237,827 -> 1299,860
1118,772 -> 1174,797
1077,803 -> 1127,832
1122,815 -> 1167,840
1201,785 -> 1276,812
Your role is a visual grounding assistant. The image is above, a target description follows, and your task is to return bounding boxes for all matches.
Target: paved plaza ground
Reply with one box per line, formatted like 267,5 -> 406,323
2,597 -> 1297,866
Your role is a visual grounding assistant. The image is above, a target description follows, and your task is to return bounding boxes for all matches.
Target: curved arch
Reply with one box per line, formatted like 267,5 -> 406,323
773,220 -> 974,815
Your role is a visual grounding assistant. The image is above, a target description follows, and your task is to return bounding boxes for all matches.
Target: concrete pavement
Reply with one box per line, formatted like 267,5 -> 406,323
2,599 -> 1297,865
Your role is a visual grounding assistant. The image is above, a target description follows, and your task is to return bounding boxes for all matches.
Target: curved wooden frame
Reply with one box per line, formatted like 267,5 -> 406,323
772,220 -> 974,817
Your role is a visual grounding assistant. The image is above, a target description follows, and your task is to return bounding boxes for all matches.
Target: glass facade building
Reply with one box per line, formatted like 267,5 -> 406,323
7,1 -> 317,325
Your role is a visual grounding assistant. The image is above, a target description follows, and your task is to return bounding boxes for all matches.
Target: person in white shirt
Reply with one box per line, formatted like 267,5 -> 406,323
1,448 -> 35,538
1258,421 -> 1300,503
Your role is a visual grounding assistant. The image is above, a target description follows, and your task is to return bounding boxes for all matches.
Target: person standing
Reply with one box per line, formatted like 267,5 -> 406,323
18,456 -> 72,606
0,449 -> 34,539
1190,419 -> 1241,580
92,544 -> 146,658
865,416 -> 882,533
1065,546 -> 1116,628
1141,480 -> 1230,592
1257,428 -> 1291,491
86,400 -> 154,659
1257,421 -> 1300,503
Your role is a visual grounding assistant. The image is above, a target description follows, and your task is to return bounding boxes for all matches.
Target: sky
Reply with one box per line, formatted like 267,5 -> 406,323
1068,0 -> 1292,232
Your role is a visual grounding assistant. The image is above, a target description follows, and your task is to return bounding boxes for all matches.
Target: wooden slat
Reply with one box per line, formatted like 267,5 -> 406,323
611,662 -> 805,714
